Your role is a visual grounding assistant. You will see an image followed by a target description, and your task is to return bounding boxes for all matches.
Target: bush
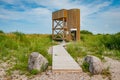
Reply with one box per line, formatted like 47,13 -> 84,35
101,34 -> 120,50
80,30 -> 93,35
0,30 -> 4,33
115,32 -> 120,35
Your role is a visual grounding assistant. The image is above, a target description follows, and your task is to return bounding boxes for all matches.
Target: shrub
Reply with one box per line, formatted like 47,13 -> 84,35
115,32 -> 120,35
80,30 -> 93,35
0,30 -> 4,33
101,34 -> 120,50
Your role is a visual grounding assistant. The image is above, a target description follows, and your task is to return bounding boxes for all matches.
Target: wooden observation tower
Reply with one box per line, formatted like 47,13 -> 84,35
52,9 -> 80,41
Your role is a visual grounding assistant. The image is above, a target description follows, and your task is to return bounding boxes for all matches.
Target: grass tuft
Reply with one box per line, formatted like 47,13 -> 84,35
102,67 -> 111,79
30,69 -> 39,75
81,61 -> 89,72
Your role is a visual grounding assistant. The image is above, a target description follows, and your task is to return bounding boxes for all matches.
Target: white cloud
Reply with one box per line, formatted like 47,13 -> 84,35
100,8 -> 120,20
81,6 -> 120,33
0,7 -> 51,22
0,0 -> 120,33
0,0 -> 112,20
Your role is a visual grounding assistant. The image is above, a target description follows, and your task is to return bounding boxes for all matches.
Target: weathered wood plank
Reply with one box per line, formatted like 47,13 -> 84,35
52,45 -> 82,72
52,9 -> 80,41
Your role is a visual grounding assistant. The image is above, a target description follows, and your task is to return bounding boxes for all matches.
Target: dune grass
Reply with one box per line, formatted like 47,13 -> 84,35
0,32 -> 57,75
67,33 -> 120,61
0,30 -> 120,75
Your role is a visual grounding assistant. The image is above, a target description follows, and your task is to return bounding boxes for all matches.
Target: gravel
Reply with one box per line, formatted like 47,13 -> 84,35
0,57 -> 120,80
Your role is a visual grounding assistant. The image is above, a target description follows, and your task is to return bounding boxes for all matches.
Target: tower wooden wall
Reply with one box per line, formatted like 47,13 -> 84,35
52,9 -> 80,41
67,9 -> 80,41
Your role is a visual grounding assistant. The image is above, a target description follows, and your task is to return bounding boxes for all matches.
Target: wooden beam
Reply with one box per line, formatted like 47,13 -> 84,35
52,20 -> 54,39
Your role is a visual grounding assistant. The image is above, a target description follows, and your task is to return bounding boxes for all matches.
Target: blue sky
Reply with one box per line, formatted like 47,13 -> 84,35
0,0 -> 120,34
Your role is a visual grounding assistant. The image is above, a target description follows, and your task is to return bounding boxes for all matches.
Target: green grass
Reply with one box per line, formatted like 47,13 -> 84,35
0,32 -> 57,75
30,69 -> 39,75
0,30 -> 120,76
67,32 -> 120,61
66,42 -> 87,61
67,32 -> 119,77
81,61 -> 89,72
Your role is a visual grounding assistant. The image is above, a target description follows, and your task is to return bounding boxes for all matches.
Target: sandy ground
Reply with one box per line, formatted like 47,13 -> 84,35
30,57 -> 120,80
0,57 -> 120,80
103,57 -> 120,80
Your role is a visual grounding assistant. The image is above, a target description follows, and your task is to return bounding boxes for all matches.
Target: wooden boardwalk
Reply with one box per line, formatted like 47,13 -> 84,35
52,44 -> 82,72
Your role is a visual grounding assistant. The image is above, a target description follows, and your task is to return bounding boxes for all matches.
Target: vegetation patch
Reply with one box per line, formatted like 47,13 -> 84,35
0,31 -> 57,75
80,30 -> 93,35
30,69 -> 39,75
101,34 -> 120,50
81,61 -> 89,72
67,31 -> 120,61
102,67 -> 111,79
0,30 -> 4,33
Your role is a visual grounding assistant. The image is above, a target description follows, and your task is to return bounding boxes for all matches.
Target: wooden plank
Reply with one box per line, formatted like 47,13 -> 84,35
52,45 -> 82,72
52,20 -> 54,39
67,9 -> 80,41
53,69 -> 81,73
52,9 -> 67,20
